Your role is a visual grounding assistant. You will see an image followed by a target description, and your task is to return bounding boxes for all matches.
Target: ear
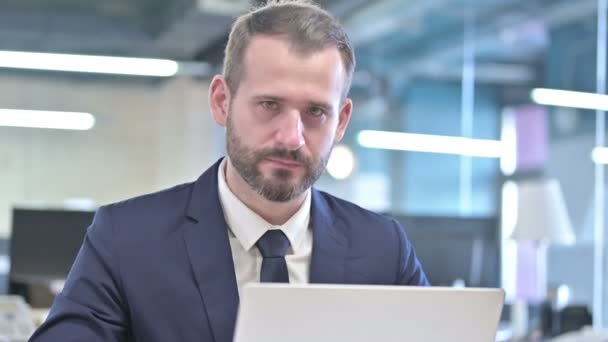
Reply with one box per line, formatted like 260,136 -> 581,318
334,98 -> 353,143
208,75 -> 231,127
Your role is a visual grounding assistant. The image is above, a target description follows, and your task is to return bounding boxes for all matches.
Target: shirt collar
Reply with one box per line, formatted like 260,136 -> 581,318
217,158 -> 311,253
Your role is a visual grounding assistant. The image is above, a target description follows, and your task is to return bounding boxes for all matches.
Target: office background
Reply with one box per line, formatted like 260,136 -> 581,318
0,0 -> 605,335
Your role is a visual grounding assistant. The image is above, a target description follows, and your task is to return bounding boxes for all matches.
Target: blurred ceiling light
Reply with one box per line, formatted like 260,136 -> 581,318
592,147 -> 608,164
0,109 -> 95,130
531,88 -> 608,111
326,144 -> 356,180
357,130 -> 504,158
0,50 -> 178,77
197,0 -> 250,15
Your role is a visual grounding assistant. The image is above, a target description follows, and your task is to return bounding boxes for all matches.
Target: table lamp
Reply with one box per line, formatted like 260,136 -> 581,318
510,178 -> 575,338
511,178 -> 575,245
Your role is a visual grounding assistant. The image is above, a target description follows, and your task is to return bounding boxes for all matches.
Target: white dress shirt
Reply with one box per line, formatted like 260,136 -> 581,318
217,158 -> 313,296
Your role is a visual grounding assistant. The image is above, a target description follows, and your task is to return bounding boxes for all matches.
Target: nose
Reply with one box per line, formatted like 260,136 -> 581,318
274,110 -> 305,150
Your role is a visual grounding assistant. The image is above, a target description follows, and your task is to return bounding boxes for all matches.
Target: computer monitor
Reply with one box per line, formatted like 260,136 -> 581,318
390,215 -> 500,288
9,207 -> 94,284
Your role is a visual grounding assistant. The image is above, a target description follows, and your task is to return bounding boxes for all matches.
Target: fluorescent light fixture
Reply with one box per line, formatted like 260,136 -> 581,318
0,50 -> 179,77
531,88 -> 608,111
0,109 -> 95,130
592,147 -> 608,164
357,130 -> 504,158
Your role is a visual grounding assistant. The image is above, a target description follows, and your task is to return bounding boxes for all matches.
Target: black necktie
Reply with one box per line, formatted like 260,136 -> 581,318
256,230 -> 290,283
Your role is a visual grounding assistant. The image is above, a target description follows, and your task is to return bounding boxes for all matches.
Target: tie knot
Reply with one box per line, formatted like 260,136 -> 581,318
256,230 -> 290,258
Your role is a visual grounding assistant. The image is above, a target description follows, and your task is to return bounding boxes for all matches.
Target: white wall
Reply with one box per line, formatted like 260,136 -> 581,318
0,74 -> 219,237
156,77 -> 223,189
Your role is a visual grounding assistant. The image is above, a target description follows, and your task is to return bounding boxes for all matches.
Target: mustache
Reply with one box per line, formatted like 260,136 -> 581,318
257,148 -> 310,164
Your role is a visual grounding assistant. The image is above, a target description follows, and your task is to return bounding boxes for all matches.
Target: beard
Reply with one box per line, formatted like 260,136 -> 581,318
226,112 -> 331,202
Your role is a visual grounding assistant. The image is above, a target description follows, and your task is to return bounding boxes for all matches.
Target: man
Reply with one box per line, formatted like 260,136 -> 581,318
30,1 -> 428,341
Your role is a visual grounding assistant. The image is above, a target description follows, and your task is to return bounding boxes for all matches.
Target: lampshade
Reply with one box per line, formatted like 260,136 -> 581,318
511,178 -> 575,244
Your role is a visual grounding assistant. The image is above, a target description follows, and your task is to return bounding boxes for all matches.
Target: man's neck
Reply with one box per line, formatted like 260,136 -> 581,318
224,159 -> 307,226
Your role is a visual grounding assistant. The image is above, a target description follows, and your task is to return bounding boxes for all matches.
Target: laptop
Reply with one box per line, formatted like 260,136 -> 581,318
234,283 -> 505,342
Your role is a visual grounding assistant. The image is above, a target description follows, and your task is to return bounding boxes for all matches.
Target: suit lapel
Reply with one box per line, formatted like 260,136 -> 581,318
180,161 -> 349,341
309,189 -> 348,284
183,159 -> 239,342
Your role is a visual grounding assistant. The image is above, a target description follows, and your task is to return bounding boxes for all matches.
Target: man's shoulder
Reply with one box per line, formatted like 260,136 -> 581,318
315,190 -> 409,268
110,182 -> 194,207
103,159 -> 222,216
314,189 -> 397,228
102,182 -> 196,220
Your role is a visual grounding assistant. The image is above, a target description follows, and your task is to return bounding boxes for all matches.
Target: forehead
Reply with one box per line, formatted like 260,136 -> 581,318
238,35 -> 346,104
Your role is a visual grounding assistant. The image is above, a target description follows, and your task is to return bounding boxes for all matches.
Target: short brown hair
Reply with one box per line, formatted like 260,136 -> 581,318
223,0 -> 355,101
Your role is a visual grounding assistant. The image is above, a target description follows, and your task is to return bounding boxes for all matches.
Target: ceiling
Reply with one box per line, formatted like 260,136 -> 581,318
0,0 -> 598,84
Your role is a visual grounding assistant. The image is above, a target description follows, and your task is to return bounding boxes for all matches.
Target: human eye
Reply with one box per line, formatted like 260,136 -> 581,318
260,100 -> 279,111
308,106 -> 326,117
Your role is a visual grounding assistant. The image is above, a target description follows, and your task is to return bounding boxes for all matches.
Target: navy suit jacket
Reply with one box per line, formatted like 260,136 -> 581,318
30,158 -> 428,342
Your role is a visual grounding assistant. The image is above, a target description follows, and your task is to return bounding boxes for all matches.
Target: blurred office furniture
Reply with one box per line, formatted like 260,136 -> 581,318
550,326 -> 608,342
0,295 -> 36,342
546,244 -> 594,323
560,306 -> 593,335
541,283 -> 595,337
9,208 -> 93,308
543,303 -> 594,337
511,179 -> 576,339
391,215 -> 500,288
